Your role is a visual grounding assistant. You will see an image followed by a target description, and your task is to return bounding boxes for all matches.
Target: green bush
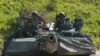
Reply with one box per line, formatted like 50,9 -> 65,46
0,0 -> 100,49
93,37 -> 100,49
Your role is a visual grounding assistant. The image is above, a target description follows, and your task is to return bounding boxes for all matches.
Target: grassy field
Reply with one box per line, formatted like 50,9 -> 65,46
0,0 -> 100,49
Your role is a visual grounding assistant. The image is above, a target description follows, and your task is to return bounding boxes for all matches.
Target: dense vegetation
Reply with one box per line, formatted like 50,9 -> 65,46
0,0 -> 100,49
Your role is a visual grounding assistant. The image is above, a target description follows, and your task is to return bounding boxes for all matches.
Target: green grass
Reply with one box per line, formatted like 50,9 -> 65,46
0,0 -> 100,49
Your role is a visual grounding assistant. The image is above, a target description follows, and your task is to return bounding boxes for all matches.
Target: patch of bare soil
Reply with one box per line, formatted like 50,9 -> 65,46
94,51 -> 100,56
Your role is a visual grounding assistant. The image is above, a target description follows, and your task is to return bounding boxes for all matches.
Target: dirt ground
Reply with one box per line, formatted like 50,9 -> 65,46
94,51 -> 100,56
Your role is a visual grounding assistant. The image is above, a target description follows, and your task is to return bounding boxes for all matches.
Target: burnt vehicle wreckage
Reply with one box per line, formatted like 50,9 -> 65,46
2,13 -> 95,56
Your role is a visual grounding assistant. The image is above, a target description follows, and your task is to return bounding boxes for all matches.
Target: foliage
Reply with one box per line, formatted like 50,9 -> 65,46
0,0 -> 100,49
93,37 -> 100,49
